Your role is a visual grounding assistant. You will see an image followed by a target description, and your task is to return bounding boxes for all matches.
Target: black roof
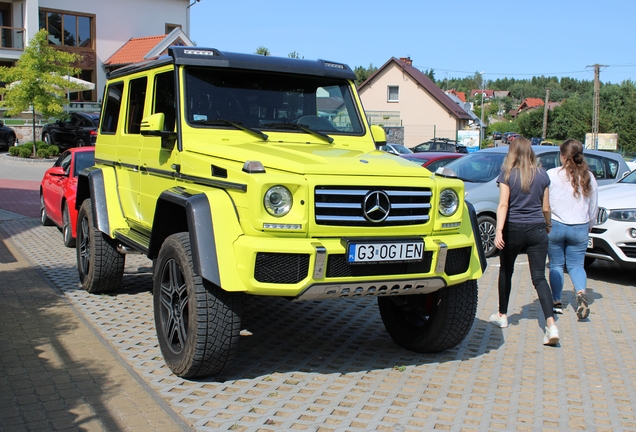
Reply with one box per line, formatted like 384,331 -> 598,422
107,47 -> 356,81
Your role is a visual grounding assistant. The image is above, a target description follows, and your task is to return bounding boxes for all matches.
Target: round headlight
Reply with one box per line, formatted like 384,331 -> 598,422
439,188 -> 459,217
264,186 -> 292,217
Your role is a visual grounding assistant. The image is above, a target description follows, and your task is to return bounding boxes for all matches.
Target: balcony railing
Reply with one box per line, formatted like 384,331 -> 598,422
0,26 -> 25,50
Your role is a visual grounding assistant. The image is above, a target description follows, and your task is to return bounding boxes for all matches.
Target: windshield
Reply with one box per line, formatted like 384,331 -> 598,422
620,169 -> 636,184
184,67 -> 363,135
443,152 -> 506,183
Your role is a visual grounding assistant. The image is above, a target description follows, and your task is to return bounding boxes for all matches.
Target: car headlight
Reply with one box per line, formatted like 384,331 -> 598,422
608,209 -> 636,222
439,188 -> 459,216
264,186 -> 292,217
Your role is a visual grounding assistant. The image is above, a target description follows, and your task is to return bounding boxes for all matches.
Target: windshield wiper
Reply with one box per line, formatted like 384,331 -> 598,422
192,119 -> 268,141
261,122 -> 334,144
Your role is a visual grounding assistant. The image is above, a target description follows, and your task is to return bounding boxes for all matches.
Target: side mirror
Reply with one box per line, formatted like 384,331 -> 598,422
370,125 -> 386,147
140,113 -> 177,150
49,166 -> 67,177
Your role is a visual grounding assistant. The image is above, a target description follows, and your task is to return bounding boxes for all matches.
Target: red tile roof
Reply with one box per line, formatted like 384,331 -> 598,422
103,35 -> 166,66
519,97 -> 545,110
359,58 -> 472,121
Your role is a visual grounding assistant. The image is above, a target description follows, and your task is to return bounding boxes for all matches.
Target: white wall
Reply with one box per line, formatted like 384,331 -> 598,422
29,0 -> 188,99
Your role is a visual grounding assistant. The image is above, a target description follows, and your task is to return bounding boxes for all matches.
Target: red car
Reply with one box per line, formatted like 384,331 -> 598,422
400,151 -> 465,172
40,147 -> 95,247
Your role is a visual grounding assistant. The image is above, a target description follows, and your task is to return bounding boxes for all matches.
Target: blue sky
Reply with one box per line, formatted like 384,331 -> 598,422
189,0 -> 635,85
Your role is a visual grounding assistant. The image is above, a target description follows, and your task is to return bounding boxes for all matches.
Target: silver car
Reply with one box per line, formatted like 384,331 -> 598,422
437,146 -> 632,257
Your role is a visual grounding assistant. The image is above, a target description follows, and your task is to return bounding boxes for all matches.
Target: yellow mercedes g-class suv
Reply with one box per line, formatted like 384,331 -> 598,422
76,47 -> 486,378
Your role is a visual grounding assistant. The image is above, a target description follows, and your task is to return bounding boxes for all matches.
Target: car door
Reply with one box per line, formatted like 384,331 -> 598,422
44,151 -> 72,225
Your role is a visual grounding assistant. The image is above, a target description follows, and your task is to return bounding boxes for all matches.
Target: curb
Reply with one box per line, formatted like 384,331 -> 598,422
1,151 -> 55,164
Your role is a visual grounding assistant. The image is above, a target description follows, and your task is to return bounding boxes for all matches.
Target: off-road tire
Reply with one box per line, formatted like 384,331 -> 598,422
584,257 -> 596,268
378,280 -> 478,352
7,134 -> 15,147
43,132 -> 52,145
478,215 -> 497,258
154,233 -> 241,378
76,199 -> 125,293
76,138 -> 86,147
62,203 -> 75,248
40,194 -> 54,226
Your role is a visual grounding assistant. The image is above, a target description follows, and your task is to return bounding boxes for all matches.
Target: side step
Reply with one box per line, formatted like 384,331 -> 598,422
113,228 -> 150,255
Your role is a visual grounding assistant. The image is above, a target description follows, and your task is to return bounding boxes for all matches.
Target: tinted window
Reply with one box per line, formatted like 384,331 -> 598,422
101,82 -> 124,133
73,151 -> 95,177
585,155 -> 606,179
538,152 -> 560,170
54,150 -> 71,168
443,152 -> 506,183
154,71 -> 175,131
127,77 -> 147,134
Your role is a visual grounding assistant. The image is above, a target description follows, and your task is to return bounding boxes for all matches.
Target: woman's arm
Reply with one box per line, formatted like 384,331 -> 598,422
494,183 -> 510,250
542,187 -> 552,234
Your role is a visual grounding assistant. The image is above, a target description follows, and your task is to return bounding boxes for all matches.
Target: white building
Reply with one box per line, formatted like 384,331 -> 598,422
0,0 -> 194,102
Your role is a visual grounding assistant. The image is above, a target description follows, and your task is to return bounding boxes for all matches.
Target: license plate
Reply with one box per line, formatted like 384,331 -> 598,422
587,237 -> 593,249
347,240 -> 424,263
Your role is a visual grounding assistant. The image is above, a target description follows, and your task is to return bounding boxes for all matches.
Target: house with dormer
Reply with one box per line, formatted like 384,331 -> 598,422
358,57 -> 473,147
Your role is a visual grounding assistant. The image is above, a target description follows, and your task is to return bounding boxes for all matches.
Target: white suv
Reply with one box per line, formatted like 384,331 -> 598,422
586,169 -> 636,269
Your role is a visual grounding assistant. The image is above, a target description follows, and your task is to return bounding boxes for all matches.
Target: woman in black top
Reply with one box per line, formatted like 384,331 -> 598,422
489,137 -> 559,346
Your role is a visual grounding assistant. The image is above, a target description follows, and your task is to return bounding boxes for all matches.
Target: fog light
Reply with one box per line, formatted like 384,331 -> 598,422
629,228 -> 636,238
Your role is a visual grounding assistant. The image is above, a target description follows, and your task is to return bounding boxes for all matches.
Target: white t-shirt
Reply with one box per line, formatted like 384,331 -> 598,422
547,167 -> 598,229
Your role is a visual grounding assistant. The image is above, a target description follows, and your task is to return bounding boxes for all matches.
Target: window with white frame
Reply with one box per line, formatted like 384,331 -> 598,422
387,86 -> 399,102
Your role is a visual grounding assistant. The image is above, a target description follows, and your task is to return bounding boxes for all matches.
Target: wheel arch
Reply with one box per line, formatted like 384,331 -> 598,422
77,167 -> 108,233
466,201 -> 488,273
149,189 -> 221,287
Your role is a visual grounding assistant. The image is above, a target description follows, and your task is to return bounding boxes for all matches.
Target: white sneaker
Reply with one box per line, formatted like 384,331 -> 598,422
543,325 -> 559,346
489,313 -> 508,328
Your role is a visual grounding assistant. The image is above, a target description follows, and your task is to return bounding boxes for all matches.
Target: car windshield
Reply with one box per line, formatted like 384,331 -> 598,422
184,67 -> 363,136
442,152 -> 506,183
620,169 -> 636,184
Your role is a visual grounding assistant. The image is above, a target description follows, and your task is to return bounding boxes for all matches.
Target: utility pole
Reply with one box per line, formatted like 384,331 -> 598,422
479,71 -> 485,146
587,63 -> 607,150
542,88 -> 550,140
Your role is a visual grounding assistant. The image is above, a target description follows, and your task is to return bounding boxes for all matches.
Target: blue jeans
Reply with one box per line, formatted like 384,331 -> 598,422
498,222 -> 553,321
547,220 -> 589,302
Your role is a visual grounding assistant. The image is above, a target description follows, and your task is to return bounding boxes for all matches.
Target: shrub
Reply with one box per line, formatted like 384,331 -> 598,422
36,140 -> 49,150
36,148 -> 48,158
8,146 -> 20,156
48,145 -> 59,157
18,146 -> 32,158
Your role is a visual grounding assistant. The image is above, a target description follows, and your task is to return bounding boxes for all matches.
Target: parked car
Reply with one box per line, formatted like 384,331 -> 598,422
41,112 -> 100,150
540,140 -> 556,146
378,143 -> 413,155
626,158 -> 636,172
502,132 -> 517,144
411,138 -> 467,154
400,152 -> 464,172
438,146 -> 633,257
492,131 -> 502,140
586,169 -> 636,269
40,147 -> 95,247
0,120 -> 17,150
530,137 -> 542,146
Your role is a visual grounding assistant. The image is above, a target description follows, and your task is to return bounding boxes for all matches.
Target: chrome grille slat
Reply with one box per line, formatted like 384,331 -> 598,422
315,185 -> 432,227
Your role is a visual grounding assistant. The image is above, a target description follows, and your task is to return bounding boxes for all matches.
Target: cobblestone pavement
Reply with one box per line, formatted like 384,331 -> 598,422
1,206 -> 636,431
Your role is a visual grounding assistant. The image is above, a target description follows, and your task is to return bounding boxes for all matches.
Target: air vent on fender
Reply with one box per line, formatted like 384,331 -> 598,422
211,165 -> 228,178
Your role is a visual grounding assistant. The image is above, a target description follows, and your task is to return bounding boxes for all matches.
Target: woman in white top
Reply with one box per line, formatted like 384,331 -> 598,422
547,139 -> 598,319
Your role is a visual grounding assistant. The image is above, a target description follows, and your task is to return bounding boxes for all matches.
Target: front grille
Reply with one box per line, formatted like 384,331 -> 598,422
445,247 -> 471,275
254,253 -> 310,284
315,186 -> 432,227
619,243 -> 636,259
326,252 -> 433,278
596,208 -> 608,224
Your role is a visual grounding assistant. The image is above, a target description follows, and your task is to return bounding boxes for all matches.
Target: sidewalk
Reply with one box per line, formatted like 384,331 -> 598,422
0,159 -> 191,432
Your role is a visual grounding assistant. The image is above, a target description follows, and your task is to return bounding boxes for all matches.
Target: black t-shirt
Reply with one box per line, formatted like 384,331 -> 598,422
496,167 -> 550,224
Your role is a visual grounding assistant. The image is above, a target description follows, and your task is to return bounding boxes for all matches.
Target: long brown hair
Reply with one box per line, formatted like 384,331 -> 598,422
560,139 -> 592,198
501,137 -> 538,193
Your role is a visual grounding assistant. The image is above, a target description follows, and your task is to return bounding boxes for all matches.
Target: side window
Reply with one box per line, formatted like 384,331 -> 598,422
537,152 -> 559,171
154,71 -> 176,131
126,77 -> 147,134
101,82 -> 124,134
54,150 -> 71,168
605,158 -> 619,179
584,155 -> 606,179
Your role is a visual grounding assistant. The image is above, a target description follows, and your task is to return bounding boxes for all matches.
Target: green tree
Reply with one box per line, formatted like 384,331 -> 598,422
423,68 -> 435,82
354,64 -> 378,87
0,29 -> 84,156
288,51 -> 303,59
255,46 -> 270,56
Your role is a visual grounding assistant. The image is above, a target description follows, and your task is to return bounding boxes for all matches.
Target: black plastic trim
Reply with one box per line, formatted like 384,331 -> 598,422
466,201 -> 487,273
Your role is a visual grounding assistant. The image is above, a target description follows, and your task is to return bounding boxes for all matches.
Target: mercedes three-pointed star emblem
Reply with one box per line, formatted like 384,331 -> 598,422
363,191 -> 391,223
